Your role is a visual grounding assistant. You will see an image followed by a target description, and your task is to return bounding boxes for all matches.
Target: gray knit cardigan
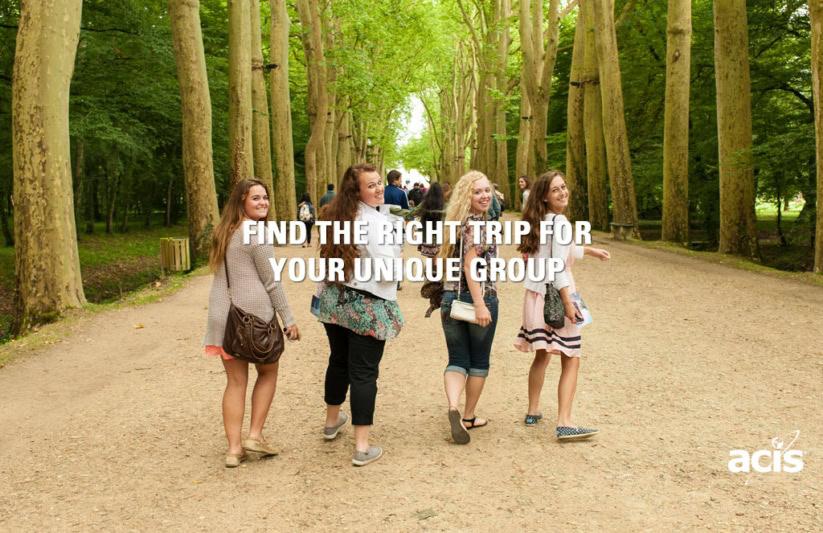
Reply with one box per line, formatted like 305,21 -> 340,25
203,228 -> 296,346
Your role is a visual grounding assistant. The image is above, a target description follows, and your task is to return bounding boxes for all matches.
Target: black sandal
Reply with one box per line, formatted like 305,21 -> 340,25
462,416 -> 488,430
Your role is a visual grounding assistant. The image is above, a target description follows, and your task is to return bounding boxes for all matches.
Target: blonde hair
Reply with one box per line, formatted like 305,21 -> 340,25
438,170 -> 489,261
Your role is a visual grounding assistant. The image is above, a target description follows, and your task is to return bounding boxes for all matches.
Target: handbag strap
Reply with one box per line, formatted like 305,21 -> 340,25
224,254 -> 232,301
456,224 -> 484,298
546,214 -> 556,290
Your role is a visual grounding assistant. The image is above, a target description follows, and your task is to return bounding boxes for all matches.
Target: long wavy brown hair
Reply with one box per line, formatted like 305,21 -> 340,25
517,170 -> 564,255
209,179 -> 270,270
319,163 -> 377,282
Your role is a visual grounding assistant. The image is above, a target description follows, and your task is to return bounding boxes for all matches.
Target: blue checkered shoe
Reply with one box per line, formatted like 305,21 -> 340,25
524,413 -> 543,426
556,426 -> 599,440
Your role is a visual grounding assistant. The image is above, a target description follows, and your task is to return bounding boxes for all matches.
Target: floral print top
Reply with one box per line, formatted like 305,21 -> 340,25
316,284 -> 404,341
443,214 -> 497,294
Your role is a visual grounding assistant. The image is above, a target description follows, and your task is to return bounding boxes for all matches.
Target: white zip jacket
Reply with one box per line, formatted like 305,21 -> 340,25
523,213 -> 584,296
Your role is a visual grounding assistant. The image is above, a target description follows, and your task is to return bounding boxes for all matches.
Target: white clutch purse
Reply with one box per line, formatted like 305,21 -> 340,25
450,299 -> 478,324
449,237 -> 481,325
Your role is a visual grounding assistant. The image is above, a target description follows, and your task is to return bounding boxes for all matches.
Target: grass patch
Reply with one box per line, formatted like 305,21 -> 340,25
0,266 -> 209,369
0,216 -> 191,343
617,235 -> 823,289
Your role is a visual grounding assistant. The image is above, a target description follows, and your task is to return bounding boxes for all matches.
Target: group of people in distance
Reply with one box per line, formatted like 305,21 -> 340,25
203,164 -> 610,468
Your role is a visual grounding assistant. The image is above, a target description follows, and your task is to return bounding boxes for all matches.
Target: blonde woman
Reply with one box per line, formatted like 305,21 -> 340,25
203,179 -> 301,467
438,171 -> 498,445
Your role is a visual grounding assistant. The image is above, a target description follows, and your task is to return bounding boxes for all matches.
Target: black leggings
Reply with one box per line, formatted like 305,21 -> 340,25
304,221 -> 314,244
323,323 -> 386,426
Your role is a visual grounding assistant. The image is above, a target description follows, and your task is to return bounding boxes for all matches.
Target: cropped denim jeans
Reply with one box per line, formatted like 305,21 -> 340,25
440,290 -> 498,377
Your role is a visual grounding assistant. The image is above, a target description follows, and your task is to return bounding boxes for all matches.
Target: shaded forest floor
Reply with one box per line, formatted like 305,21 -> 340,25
0,218 -> 187,341
0,217 -> 820,531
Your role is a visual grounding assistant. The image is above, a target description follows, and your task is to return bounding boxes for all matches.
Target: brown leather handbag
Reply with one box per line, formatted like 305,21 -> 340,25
222,256 -> 285,365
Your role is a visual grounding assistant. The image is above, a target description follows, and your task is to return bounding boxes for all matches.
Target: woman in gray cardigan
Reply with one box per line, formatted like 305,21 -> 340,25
203,179 -> 301,468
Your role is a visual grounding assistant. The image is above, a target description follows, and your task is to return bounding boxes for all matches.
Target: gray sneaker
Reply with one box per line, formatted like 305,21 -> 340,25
352,445 -> 383,466
323,412 -> 349,440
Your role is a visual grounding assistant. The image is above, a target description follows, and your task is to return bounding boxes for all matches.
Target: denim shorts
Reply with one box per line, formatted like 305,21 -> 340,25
440,290 -> 498,377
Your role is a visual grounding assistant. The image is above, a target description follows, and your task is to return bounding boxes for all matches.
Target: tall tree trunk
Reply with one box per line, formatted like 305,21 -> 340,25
165,174 -> 174,227
593,0 -> 640,237
583,0 -> 608,231
270,0 -> 297,222
85,173 -> 96,234
228,0 -> 254,189
494,0 -> 510,191
249,0 -> 276,218
565,8 -> 587,222
11,0 -> 86,333
661,0 -> 692,245
515,78 -> 530,209
324,16 -> 338,191
714,0 -> 758,257
296,0 -> 328,205
169,0 -> 221,263
519,0 -> 560,175
336,111 -> 352,182
811,0 -> 823,272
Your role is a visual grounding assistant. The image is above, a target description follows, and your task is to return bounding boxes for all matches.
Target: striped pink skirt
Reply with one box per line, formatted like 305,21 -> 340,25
513,290 -> 581,357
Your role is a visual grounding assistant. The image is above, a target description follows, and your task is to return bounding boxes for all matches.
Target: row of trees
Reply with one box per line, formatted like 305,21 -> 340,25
5,0 -> 823,334
4,0 -> 440,333
401,0 -> 822,266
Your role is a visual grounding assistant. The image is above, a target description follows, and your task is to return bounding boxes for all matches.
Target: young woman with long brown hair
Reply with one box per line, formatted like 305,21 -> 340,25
203,179 -> 301,467
514,171 -> 610,440
314,163 -> 404,466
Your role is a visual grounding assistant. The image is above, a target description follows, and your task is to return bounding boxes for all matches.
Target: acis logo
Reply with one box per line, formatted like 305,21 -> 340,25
728,430 -> 804,473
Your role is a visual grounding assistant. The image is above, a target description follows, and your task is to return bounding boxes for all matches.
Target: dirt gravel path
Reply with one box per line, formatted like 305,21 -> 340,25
1,230 -> 821,531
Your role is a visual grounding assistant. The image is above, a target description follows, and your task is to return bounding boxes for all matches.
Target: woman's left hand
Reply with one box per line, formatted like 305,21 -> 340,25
590,247 -> 611,261
285,325 -> 301,341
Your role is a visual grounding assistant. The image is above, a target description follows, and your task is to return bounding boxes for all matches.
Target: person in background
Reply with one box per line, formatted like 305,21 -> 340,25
493,183 -> 505,212
319,183 -> 335,208
408,182 -> 425,207
518,175 -> 531,209
488,189 -> 501,221
442,183 -> 452,203
298,192 -> 316,248
203,179 -> 301,468
384,170 -> 410,209
315,163 -> 404,466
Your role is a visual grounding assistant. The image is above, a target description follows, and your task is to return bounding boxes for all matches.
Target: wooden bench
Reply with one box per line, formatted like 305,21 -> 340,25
609,222 -> 635,240
160,238 -> 190,272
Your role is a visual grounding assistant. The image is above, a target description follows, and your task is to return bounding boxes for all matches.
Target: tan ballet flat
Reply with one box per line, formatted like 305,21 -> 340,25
243,438 -> 278,456
225,451 -> 247,468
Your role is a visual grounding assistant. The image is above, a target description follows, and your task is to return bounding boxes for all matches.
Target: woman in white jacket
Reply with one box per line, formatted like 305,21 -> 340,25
314,163 -> 404,466
514,171 -> 610,440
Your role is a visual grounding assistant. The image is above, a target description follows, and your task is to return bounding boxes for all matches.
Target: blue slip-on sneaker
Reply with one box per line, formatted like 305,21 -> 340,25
556,426 -> 599,440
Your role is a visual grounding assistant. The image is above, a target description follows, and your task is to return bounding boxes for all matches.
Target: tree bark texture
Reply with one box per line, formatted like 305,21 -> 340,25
811,0 -> 823,272
515,77 -> 530,210
249,0 -> 276,217
296,0 -> 328,205
493,0 -> 510,191
582,0 -> 608,231
519,0 -> 559,176
565,8 -> 587,223
11,0 -> 87,333
270,0 -> 297,222
169,0 -> 221,262
713,0 -> 758,258
661,0 -> 691,245
593,0 -> 640,237
228,0 -> 254,189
